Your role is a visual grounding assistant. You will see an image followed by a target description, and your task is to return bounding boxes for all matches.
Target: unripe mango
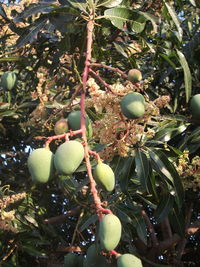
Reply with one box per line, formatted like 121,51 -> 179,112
84,244 -> 109,267
27,148 -> 54,183
64,252 -> 79,267
190,94 -> 200,119
68,110 -> 93,138
54,140 -> 84,175
120,92 -> 145,119
93,162 -> 115,192
54,118 -> 68,135
99,214 -> 122,251
1,71 -> 17,90
117,253 -> 143,267
128,69 -> 142,83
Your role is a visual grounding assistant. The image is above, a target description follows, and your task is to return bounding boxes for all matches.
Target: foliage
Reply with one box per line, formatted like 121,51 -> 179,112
0,0 -> 200,266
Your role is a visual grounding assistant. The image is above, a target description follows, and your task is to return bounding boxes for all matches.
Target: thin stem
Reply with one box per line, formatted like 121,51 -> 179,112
90,63 -> 128,79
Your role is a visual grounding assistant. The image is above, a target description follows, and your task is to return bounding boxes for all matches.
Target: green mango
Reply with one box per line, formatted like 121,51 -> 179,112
54,140 -> 84,175
1,71 -> 17,90
190,94 -> 200,119
84,244 -> 109,267
99,214 -> 121,251
120,92 -> 145,119
68,110 -> 93,138
54,118 -> 68,135
117,254 -> 143,267
64,252 -> 79,267
127,69 -> 142,83
27,148 -> 54,183
93,162 -> 115,192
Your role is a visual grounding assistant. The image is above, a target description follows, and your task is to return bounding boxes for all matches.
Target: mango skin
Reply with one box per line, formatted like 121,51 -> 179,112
120,92 -> 145,119
54,140 -> 84,175
93,163 -> 115,192
68,110 -> 93,138
1,71 -> 17,90
54,118 -> 68,135
99,214 -> 122,251
128,69 -> 142,83
64,253 -> 79,267
84,244 -> 109,267
117,254 -> 143,267
190,94 -> 200,119
27,148 -> 54,183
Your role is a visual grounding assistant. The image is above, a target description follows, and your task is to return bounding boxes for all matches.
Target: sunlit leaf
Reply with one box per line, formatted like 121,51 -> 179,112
176,49 -> 192,103
135,150 -> 149,192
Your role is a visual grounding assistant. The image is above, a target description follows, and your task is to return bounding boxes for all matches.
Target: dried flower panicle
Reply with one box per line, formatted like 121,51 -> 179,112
176,152 -> 200,190
86,78 -> 159,160
0,192 -> 26,233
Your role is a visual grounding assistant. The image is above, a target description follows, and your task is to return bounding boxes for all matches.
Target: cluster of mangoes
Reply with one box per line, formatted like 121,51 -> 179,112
0,71 -> 17,90
63,214 -> 142,266
27,140 -> 116,192
54,110 -> 93,139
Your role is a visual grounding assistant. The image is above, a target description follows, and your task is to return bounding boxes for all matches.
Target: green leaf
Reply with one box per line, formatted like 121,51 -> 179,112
135,150 -> 150,192
169,204 -> 185,237
138,11 -> 158,33
113,42 -> 128,58
154,194 -> 174,223
164,1 -> 183,41
149,149 -> 184,209
80,214 -> 98,232
98,0 -> 123,8
67,0 -> 87,12
14,3 -> 53,22
104,8 -> 146,33
0,57 -> 22,62
159,53 -> 177,69
22,245 -> 46,257
115,157 -> 135,192
176,50 -> 192,103
15,17 -> 49,48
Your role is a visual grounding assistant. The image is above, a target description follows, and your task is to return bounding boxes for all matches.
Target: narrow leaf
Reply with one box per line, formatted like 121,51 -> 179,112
176,49 -> 192,103
98,0 -> 123,8
15,17 -> 48,48
135,150 -> 149,192
14,4 -> 53,22
154,194 -> 174,223
164,1 -> 183,41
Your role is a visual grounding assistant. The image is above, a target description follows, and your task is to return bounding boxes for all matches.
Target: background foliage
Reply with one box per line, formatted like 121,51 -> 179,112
0,0 -> 200,266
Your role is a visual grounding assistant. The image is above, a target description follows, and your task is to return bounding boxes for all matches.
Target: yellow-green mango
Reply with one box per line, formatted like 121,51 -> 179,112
117,254 -> 143,267
93,162 -> 115,192
64,252 -> 79,267
99,214 -> 121,251
190,94 -> 200,119
54,140 -> 84,175
1,71 -> 17,90
68,110 -> 93,138
27,148 -> 54,183
128,69 -> 142,83
120,92 -> 145,119
54,118 -> 68,135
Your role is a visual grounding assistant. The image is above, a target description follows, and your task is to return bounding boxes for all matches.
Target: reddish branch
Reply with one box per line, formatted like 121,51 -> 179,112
90,63 -> 128,79
80,20 -> 112,218
43,207 -> 81,224
89,68 -> 124,96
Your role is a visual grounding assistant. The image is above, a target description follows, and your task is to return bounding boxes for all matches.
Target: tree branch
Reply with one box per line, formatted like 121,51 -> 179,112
43,207 -> 81,224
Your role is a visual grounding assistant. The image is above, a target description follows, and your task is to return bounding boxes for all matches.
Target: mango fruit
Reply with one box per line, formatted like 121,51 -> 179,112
84,244 -> 110,267
68,110 -> 93,138
1,71 -> 17,90
117,253 -> 143,267
54,140 -> 84,175
64,252 -> 79,267
54,118 -> 68,135
99,214 -> 122,251
120,92 -> 145,119
27,148 -> 54,183
190,94 -> 200,119
93,162 -> 115,192
128,69 -> 142,83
